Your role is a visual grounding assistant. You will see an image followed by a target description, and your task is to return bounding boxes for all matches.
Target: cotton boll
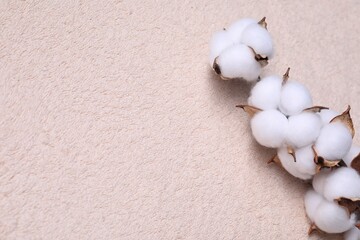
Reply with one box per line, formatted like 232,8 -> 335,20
277,147 -> 312,180
312,169 -> 331,195
304,189 -> 324,222
343,145 -> 360,167
318,109 -> 339,126
250,110 -> 288,148
241,23 -> 274,59
279,81 -> 313,116
286,112 -> 322,148
227,18 -> 257,44
323,167 -> 360,201
314,200 -> 356,233
344,227 -> 360,240
248,75 -> 282,110
209,30 -> 234,66
315,122 -> 353,160
295,146 -> 317,175
216,44 -> 262,81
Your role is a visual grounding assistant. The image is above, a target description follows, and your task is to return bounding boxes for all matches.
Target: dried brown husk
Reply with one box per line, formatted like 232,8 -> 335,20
335,197 -> 360,216
287,146 -> 296,162
282,67 -> 290,84
303,106 -> 329,113
258,17 -> 267,29
350,153 -> 360,174
312,146 -> 345,172
236,105 -> 262,117
307,223 -> 326,235
330,105 -> 355,138
267,154 -> 282,166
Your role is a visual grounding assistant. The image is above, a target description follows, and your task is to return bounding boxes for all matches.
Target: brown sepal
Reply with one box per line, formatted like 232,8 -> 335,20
336,197 -> 360,216
236,105 -> 262,117
287,146 -> 296,162
267,154 -> 282,166
258,17 -> 267,29
303,106 -> 329,113
282,67 -> 290,84
312,146 -> 344,172
330,105 -> 355,138
351,153 -> 360,174
308,223 -> 326,235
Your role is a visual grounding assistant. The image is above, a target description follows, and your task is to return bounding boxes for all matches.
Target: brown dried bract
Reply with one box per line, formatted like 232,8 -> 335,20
330,105 -> 355,138
287,146 -> 296,162
312,146 -> 344,172
303,106 -> 329,113
267,154 -> 282,166
351,153 -> 360,174
282,67 -> 290,84
236,105 -> 262,117
336,197 -> 360,216
308,223 -> 326,235
258,17 -> 267,29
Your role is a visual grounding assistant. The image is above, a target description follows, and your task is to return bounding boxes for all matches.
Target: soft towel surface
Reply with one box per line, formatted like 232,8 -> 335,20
1,1 -> 359,239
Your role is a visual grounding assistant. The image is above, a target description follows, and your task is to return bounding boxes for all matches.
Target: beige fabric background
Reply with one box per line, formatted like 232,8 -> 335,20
1,0 -> 359,239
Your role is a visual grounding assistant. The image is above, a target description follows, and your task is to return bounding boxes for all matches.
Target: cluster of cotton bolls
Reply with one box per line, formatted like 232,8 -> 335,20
240,69 -> 360,238
209,18 -> 360,239
209,17 -> 273,81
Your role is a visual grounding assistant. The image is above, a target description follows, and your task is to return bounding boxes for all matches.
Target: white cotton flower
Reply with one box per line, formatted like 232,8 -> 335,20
215,44 -> 262,81
343,145 -> 360,167
277,147 -> 312,180
250,109 -> 288,148
295,145 -> 317,176
286,112 -> 322,148
304,189 -> 324,222
315,122 -> 353,160
344,227 -> 360,240
318,109 -> 339,126
247,75 -> 282,110
322,167 -> 360,201
241,23 -> 274,59
209,30 -> 234,66
227,18 -> 257,44
279,80 -> 313,116
314,200 -> 356,234
312,169 -> 331,195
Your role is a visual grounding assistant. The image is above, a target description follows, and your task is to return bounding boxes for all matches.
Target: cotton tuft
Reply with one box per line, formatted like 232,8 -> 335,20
315,122 -> 353,160
277,147 -> 312,180
279,80 -> 312,116
241,23 -> 274,59
344,227 -> 360,240
216,44 -> 261,81
318,109 -> 339,126
250,109 -> 288,148
209,30 -> 233,66
227,18 -> 257,44
304,189 -> 323,222
248,75 -> 282,110
286,112 -> 322,148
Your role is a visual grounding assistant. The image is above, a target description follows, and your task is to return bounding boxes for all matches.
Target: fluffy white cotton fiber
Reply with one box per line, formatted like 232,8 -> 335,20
279,80 -> 312,116
315,122 -> 353,160
322,167 -> 360,201
215,44 -> 261,81
314,200 -> 356,233
344,227 -> 360,240
250,109 -> 288,148
241,23 -> 274,59
286,112 -> 322,148
277,147 -> 312,180
318,109 -> 339,126
304,190 -> 324,222
312,169 -> 331,195
227,18 -> 257,44
295,146 -> 317,176
209,30 -> 233,67
248,75 -> 282,110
